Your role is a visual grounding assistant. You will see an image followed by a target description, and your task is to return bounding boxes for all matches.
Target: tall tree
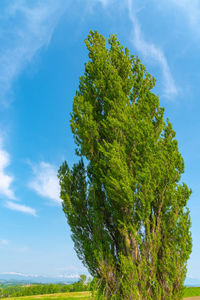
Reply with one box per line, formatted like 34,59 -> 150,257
58,31 -> 192,299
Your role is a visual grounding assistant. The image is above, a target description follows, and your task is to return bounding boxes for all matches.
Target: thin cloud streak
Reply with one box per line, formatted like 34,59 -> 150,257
5,201 -> 37,217
0,140 -> 15,200
97,0 -> 112,7
86,0 -> 115,13
166,0 -> 200,39
0,0 -> 66,105
0,138 -> 37,215
0,272 -> 38,277
0,271 -> 81,279
127,0 -> 178,98
0,240 -> 9,246
28,162 -> 61,205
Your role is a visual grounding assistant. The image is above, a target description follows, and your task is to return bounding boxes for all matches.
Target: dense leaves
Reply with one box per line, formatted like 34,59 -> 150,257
0,277 -> 90,298
58,31 -> 192,299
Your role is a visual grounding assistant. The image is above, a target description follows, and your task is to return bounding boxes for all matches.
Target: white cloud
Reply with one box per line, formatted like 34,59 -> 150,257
155,1 -> 200,43
97,0 -> 112,7
0,138 -> 37,215
28,162 -> 61,204
0,140 -> 15,200
127,0 -> 178,98
0,0 -> 66,104
57,273 -> 81,279
56,265 -> 88,274
166,0 -> 200,39
15,246 -> 30,253
0,271 -> 82,279
0,272 -> 38,277
85,0 -> 115,13
1,272 -> 24,276
5,201 -> 37,217
0,240 -> 9,246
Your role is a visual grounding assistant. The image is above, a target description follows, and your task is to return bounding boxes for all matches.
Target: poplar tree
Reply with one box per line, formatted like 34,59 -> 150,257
58,31 -> 192,299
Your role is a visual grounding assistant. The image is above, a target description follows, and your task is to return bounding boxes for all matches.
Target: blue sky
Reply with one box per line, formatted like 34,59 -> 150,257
0,0 -> 200,279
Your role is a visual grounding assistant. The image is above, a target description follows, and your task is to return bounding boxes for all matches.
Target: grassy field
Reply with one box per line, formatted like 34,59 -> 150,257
184,287 -> 200,297
2,288 -> 200,299
1,291 -> 92,300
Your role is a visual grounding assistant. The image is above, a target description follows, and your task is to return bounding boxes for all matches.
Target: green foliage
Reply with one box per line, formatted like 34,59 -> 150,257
79,274 -> 87,284
0,280 -> 90,298
58,31 -> 192,299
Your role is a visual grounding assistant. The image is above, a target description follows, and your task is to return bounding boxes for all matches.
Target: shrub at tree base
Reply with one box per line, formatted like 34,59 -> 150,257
58,31 -> 192,299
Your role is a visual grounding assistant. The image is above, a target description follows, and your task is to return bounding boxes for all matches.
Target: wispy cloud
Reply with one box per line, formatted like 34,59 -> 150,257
28,162 -> 61,204
166,0 -> 200,39
0,0 -> 66,104
0,240 -> 9,246
56,266 -> 88,278
0,137 -> 37,215
97,0 -> 112,7
0,272 -> 38,277
85,0 -> 115,13
0,271 -> 81,279
5,201 -> 37,217
57,273 -> 81,279
15,246 -> 30,253
127,0 -> 178,98
0,140 -> 15,200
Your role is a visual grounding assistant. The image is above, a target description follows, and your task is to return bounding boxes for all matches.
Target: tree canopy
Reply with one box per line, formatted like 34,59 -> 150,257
58,31 -> 192,299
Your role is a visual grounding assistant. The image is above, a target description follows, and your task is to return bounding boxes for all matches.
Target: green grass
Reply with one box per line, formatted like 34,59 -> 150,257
183,287 -> 200,297
1,291 -> 92,300
2,288 -> 200,299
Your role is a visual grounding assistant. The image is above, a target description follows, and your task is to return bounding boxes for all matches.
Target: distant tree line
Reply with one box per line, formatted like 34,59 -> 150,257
0,275 -> 91,298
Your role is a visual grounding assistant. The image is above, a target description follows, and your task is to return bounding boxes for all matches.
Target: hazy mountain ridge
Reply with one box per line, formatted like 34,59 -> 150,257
0,273 -> 199,287
0,273 -> 78,284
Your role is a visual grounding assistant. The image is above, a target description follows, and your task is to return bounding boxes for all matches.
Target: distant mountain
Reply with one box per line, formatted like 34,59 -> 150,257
185,277 -> 200,287
0,273 -> 197,287
0,272 -> 80,284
